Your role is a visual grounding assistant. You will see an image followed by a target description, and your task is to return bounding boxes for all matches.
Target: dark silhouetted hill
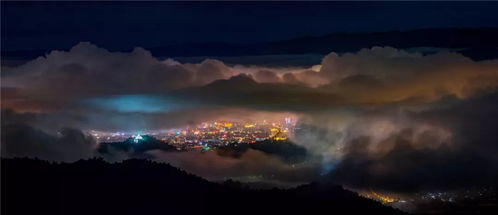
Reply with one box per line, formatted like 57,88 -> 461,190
3,28 -> 498,62
97,135 -> 178,155
135,28 -> 498,60
216,140 -> 309,164
142,28 -> 498,60
2,158 -> 406,215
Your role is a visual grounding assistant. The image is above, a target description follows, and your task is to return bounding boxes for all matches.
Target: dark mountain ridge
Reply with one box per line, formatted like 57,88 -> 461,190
97,135 -> 179,155
3,28 -> 498,63
143,28 -> 498,59
2,158 -> 406,215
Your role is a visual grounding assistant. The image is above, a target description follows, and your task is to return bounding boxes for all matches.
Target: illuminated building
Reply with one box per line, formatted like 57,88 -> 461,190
133,134 -> 144,143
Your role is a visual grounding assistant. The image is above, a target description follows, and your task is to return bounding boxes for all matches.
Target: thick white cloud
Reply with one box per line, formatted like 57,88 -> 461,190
1,42 -> 235,108
314,47 -> 498,103
292,110 -> 453,169
2,43 -> 498,192
4,44 -> 498,112
1,123 -> 97,162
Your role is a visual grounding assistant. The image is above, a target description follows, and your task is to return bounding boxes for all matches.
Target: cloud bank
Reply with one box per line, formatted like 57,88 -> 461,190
2,42 -> 498,192
4,43 -> 498,112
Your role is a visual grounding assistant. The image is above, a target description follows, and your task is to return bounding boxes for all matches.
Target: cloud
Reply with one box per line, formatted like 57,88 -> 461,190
150,149 -> 321,185
231,47 -> 498,106
318,47 -> 498,103
2,43 -> 498,193
290,109 -> 453,173
252,70 -> 281,83
160,47 -> 498,113
1,123 -> 97,162
327,128 -> 498,192
0,110 -> 320,185
316,92 -> 498,192
3,44 -> 498,114
1,42 -> 235,111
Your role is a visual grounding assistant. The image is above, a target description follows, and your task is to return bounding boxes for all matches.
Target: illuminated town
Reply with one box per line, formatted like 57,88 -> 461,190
89,117 -> 297,150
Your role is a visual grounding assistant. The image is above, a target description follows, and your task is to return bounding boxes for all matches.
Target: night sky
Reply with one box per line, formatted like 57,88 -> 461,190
2,1 -> 498,214
3,1 -> 498,51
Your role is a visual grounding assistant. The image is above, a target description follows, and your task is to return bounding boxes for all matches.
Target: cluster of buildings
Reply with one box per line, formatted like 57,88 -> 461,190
89,117 -> 297,150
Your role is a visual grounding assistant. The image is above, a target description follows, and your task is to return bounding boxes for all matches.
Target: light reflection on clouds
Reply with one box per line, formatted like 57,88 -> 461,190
83,94 -> 196,113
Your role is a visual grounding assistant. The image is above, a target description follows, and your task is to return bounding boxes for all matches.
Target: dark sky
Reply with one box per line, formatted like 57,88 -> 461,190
2,1 -> 498,51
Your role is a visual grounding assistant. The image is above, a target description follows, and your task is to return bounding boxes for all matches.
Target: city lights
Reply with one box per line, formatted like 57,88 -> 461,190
90,118 -> 297,151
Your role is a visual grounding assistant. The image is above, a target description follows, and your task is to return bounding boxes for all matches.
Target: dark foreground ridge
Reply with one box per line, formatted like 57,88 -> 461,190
1,158 -> 406,215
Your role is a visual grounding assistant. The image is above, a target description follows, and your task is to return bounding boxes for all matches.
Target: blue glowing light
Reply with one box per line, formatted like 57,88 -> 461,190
320,162 -> 338,176
83,94 -> 195,113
